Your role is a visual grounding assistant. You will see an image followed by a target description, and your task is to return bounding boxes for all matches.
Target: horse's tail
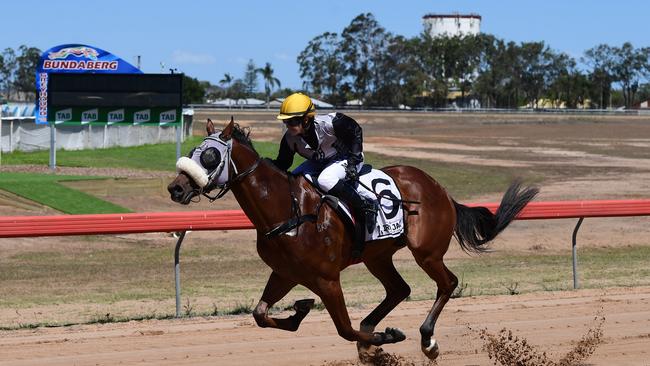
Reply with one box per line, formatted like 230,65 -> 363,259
452,180 -> 539,254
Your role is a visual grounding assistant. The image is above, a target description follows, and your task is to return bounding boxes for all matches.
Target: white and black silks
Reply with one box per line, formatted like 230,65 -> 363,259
176,133 -> 231,190
273,112 -> 364,171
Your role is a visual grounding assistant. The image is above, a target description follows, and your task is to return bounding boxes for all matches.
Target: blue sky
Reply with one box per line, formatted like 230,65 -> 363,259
4,0 -> 649,90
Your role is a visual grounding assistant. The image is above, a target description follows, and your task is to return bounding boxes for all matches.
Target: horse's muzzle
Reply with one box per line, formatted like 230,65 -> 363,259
167,183 -> 196,204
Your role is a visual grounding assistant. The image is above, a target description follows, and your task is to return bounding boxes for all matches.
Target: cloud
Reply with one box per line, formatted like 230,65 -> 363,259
172,50 -> 216,65
274,52 -> 292,61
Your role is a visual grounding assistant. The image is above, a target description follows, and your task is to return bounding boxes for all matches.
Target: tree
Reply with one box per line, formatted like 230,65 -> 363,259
14,45 -> 41,100
228,79 -> 248,100
455,35 -> 484,104
0,48 -> 16,100
182,75 -> 206,104
219,72 -> 234,98
546,54 -> 591,108
243,59 -> 258,96
256,62 -> 281,108
369,35 -> 422,107
340,13 -> 392,102
517,42 -> 554,108
610,43 -> 650,108
473,34 -> 506,107
583,44 -> 616,108
0,52 -> 5,99
637,83 -> 650,103
297,31 -> 344,102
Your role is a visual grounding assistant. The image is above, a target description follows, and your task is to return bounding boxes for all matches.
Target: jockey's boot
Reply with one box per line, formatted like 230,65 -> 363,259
329,181 -> 378,259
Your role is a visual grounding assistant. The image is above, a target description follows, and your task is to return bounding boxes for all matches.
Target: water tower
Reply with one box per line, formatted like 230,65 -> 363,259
422,13 -> 481,38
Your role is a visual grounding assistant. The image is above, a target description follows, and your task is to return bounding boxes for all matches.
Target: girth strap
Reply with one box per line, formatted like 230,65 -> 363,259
265,214 -> 317,238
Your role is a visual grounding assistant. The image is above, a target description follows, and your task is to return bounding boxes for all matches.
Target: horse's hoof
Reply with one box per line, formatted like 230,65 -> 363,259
384,327 -> 406,343
293,299 -> 315,314
421,338 -> 440,360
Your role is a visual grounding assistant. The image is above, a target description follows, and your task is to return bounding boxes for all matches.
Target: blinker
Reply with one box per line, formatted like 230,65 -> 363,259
200,147 -> 222,171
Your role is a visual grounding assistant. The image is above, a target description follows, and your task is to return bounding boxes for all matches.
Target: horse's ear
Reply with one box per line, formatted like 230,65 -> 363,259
206,118 -> 216,136
220,116 -> 235,140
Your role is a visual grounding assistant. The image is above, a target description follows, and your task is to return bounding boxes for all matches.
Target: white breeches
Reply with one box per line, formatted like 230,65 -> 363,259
317,159 -> 362,192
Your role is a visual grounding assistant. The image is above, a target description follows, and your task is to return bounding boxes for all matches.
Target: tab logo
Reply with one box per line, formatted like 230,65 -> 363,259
55,108 -> 72,123
159,110 -> 177,124
134,109 -> 150,124
81,108 -> 98,124
108,109 -> 125,124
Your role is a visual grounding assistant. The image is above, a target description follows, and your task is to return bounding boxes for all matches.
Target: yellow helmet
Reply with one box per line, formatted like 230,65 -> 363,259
277,93 -> 316,120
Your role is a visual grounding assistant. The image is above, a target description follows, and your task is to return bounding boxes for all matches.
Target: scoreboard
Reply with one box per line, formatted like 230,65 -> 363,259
46,73 -> 183,125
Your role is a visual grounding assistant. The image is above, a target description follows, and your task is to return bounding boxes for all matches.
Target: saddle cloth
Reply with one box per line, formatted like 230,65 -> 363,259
305,166 -> 405,242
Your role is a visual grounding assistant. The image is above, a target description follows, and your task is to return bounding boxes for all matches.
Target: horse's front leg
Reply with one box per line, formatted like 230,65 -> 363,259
252,271 -> 314,332
315,278 -> 406,346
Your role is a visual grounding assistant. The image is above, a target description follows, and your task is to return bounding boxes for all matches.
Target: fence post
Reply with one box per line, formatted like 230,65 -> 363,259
571,218 -> 584,289
174,231 -> 187,317
175,124 -> 182,161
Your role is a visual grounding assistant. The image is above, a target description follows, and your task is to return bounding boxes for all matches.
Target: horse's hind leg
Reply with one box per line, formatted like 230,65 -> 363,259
252,271 -> 314,332
314,277 -> 406,346
415,257 -> 458,360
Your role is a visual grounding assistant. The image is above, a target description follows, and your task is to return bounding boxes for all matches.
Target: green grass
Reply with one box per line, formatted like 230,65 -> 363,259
0,172 -> 130,214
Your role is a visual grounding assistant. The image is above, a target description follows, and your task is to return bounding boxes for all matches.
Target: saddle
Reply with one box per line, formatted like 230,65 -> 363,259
266,165 -> 405,242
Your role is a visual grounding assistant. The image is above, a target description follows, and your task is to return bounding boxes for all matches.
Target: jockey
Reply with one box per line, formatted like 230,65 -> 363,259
272,92 -> 376,259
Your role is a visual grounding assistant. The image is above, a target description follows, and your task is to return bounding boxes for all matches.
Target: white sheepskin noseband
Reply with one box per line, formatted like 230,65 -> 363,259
176,156 -> 209,188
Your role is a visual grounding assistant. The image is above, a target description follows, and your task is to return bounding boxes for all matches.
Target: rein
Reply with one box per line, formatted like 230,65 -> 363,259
265,174 -> 317,238
202,157 -> 261,202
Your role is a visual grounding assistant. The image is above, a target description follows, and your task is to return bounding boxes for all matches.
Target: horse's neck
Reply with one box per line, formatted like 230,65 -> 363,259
230,157 -> 293,232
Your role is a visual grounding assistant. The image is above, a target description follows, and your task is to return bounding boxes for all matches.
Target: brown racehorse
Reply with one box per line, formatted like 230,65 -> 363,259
167,118 -> 538,360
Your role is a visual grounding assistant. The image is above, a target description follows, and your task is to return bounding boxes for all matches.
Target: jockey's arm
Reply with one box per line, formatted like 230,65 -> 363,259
272,135 -> 295,171
332,113 -> 363,161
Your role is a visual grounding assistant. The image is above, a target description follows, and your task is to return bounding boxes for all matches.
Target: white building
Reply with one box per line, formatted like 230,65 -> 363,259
422,13 -> 481,38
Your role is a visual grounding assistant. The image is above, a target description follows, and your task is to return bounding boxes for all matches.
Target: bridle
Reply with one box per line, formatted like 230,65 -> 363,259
194,137 -> 261,202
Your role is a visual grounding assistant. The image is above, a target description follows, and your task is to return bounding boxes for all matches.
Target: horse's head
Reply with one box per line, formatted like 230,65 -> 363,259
167,118 -> 237,204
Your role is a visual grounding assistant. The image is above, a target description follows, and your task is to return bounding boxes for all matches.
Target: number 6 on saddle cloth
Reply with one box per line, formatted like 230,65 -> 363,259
302,169 -> 407,242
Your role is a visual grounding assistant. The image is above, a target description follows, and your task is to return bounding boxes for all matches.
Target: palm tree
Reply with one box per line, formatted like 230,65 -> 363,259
256,62 -> 281,108
219,73 -> 234,98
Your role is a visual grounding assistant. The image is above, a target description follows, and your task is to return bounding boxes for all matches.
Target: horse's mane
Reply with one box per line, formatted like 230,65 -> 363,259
229,123 -> 257,153
229,123 -> 297,179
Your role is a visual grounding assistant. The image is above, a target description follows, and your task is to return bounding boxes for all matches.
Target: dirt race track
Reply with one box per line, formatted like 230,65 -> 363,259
2,111 -> 650,365
1,287 -> 649,365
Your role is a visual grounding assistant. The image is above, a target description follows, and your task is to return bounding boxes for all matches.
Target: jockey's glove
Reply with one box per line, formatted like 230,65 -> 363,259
345,156 -> 361,180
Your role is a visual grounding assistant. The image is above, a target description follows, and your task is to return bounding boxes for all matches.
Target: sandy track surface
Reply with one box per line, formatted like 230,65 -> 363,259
1,287 -> 649,366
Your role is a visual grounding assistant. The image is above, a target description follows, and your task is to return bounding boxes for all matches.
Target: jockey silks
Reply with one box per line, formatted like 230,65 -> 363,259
273,113 -> 363,171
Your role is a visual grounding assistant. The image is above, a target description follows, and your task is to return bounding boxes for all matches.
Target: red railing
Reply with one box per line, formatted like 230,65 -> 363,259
3,200 -> 650,239
474,199 -> 650,220
0,210 -> 251,238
